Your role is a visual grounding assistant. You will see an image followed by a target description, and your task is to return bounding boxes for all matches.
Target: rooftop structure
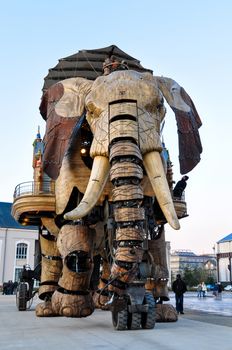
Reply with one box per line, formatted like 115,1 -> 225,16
217,233 -> 232,284
217,233 -> 232,243
0,202 -> 34,230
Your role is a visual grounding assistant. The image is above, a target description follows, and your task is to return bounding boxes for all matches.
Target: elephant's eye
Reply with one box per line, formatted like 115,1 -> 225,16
171,86 -> 178,92
157,97 -> 164,110
87,102 -> 100,117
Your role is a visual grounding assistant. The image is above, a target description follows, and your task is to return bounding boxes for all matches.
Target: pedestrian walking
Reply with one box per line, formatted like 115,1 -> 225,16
197,283 -> 202,297
2,282 -> 8,295
217,283 -> 223,297
201,282 -> 207,297
214,282 -> 223,300
13,281 -> 18,295
213,283 -> 218,298
172,274 -> 187,314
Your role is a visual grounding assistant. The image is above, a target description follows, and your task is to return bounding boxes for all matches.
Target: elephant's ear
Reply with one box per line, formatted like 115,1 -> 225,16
39,77 -> 93,179
156,77 -> 202,174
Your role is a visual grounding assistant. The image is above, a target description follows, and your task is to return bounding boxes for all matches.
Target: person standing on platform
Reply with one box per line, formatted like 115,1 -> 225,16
173,176 -> 189,198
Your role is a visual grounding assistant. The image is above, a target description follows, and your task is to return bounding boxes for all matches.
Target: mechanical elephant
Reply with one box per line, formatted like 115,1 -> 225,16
36,66 -> 202,327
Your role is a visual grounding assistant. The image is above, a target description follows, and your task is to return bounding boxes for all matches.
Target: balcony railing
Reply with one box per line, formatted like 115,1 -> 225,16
173,191 -> 186,201
13,181 -> 55,199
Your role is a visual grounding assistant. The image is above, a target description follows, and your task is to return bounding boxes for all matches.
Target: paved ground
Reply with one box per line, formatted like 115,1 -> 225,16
169,290 -> 232,317
0,292 -> 231,350
169,291 -> 232,328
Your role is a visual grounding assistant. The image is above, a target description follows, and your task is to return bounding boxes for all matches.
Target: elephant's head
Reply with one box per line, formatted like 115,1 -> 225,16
40,69 -> 202,230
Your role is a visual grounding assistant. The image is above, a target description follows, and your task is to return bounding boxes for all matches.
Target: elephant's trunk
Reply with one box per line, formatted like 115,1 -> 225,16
109,139 -> 145,290
105,101 -> 146,291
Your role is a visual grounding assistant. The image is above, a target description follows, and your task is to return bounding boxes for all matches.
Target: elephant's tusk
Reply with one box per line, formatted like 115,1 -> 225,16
64,156 -> 110,220
143,151 -> 180,230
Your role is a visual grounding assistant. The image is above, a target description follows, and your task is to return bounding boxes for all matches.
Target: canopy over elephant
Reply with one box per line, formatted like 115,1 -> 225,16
36,45 -> 202,330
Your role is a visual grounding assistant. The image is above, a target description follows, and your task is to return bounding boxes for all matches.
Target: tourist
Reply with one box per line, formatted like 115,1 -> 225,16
172,274 -> 187,314
173,176 -> 189,198
201,282 -> 207,297
197,283 -> 202,297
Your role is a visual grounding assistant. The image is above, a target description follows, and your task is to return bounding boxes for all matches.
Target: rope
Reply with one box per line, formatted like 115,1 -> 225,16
97,265 -> 138,307
82,50 -> 101,77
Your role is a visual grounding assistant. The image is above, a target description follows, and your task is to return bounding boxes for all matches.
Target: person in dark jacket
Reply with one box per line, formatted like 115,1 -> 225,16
2,282 -> 8,295
173,176 -> 189,198
172,274 -> 187,314
7,280 -> 14,295
13,281 -> 18,295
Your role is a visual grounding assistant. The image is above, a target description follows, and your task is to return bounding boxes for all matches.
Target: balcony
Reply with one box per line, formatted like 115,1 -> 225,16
173,198 -> 188,219
12,181 -> 56,226
154,192 -> 188,225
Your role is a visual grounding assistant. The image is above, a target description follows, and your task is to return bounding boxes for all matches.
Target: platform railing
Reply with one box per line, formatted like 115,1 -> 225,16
13,181 -> 55,199
173,191 -> 186,201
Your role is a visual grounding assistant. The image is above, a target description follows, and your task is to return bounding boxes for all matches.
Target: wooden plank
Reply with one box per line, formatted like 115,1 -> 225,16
114,207 -> 145,222
116,227 -> 145,241
109,120 -> 138,143
110,162 -> 143,181
109,102 -> 137,120
110,141 -> 142,162
115,247 -> 144,262
112,184 -> 143,201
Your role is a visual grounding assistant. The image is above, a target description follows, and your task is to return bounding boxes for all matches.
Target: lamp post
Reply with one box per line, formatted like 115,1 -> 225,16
212,245 -> 219,282
212,245 -> 216,257
228,254 -> 232,285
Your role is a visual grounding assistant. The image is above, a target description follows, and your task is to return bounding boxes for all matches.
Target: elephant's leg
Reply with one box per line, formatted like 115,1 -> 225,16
52,223 -> 95,317
108,142 -> 145,294
147,226 -> 169,301
90,221 -> 112,308
93,257 -> 111,310
147,227 -> 178,322
36,227 -> 62,317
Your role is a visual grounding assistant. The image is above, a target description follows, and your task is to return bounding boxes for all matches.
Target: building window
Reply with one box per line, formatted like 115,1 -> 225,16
16,243 -> 28,259
14,267 -> 23,282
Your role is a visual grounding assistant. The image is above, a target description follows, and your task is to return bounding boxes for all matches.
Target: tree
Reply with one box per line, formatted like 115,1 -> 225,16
205,275 -> 215,285
183,267 -> 216,288
183,268 -> 198,287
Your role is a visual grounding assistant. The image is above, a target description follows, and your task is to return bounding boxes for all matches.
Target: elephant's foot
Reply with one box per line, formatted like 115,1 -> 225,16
155,304 -> 178,322
108,261 -> 138,296
52,224 -> 95,317
93,276 -> 111,310
153,279 -> 170,302
38,233 -> 62,301
51,290 -> 94,317
93,291 -> 110,310
108,286 -> 125,296
35,300 -> 57,317
38,283 -> 58,301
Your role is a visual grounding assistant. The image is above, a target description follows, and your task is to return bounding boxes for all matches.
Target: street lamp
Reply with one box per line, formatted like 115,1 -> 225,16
212,245 -> 216,256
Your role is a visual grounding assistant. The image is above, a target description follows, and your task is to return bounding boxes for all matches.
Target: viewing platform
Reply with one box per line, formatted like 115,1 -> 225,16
173,197 -> 188,219
154,194 -> 188,226
11,181 -> 56,226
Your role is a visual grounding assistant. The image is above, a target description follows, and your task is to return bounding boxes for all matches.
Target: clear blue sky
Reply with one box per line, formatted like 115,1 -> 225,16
1,0 -> 231,254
